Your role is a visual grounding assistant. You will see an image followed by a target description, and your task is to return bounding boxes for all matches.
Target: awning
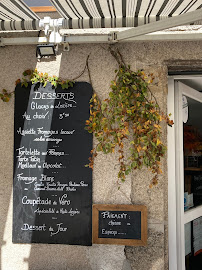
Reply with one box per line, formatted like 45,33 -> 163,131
0,0 -> 202,44
1,0 -> 202,32
50,0 -> 202,29
0,0 -> 40,31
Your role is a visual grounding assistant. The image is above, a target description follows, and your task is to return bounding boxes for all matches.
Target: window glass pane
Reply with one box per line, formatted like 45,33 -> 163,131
185,217 -> 202,270
183,96 -> 202,211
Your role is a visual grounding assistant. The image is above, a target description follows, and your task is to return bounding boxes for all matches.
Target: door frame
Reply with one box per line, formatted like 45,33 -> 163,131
168,76 -> 202,270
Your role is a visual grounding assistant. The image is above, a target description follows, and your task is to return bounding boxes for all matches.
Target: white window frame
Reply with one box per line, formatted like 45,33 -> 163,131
168,77 -> 202,270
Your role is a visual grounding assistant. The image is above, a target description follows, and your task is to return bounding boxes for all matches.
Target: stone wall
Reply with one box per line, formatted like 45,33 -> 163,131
1,40 -> 202,270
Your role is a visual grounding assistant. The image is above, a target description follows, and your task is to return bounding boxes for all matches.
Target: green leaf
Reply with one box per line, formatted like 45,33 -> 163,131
3,96 -> 10,102
101,103 -> 107,112
125,169 -> 131,175
151,141 -> 156,148
69,82 -> 74,87
131,161 -> 137,168
97,144 -> 102,152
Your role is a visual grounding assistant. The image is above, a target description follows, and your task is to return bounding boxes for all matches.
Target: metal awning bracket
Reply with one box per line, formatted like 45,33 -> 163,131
62,42 -> 70,52
116,9 -> 202,41
62,35 -> 70,51
108,32 -> 118,43
39,17 -> 64,44
0,37 -> 5,47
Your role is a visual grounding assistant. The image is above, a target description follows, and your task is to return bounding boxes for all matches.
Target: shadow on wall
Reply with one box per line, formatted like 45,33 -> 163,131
20,47 -> 94,270
23,45 -> 130,270
0,45 -> 38,270
1,45 -> 128,270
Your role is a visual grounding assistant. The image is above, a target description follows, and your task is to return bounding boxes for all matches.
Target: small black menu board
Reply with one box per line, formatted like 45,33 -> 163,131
93,204 -> 147,246
13,82 -> 93,246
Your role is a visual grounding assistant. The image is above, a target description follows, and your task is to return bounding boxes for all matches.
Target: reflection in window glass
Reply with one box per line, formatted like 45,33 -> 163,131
185,217 -> 202,270
183,96 -> 202,211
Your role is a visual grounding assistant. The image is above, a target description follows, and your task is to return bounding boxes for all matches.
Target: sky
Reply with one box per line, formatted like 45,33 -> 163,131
24,0 -> 52,7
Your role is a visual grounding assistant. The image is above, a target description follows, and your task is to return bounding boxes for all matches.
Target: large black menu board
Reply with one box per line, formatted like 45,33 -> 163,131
13,82 -> 93,246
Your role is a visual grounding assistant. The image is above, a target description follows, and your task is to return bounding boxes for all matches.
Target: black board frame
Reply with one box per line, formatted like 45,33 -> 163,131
92,204 -> 147,246
12,82 -> 93,246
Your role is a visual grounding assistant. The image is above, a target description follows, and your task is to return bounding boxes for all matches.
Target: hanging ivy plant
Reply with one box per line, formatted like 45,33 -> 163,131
0,69 -> 74,102
18,69 -> 74,89
0,89 -> 13,102
0,50 -> 173,187
0,55 -> 92,103
85,47 -> 173,187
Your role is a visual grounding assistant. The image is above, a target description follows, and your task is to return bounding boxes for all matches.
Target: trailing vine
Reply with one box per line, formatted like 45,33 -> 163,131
85,47 -> 173,187
0,69 -> 74,102
0,49 -> 173,187
0,89 -> 14,102
18,69 -> 74,89
0,54 -> 91,102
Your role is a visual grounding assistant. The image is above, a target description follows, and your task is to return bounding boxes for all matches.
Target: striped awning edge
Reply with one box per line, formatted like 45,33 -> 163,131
0,0 -> 202,32
50,0 -> 202,29
0,0 -> 40,31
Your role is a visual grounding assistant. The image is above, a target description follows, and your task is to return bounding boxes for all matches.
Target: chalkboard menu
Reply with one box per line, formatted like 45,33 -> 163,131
93,204 -> 147,246
13,82 -> 93,246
